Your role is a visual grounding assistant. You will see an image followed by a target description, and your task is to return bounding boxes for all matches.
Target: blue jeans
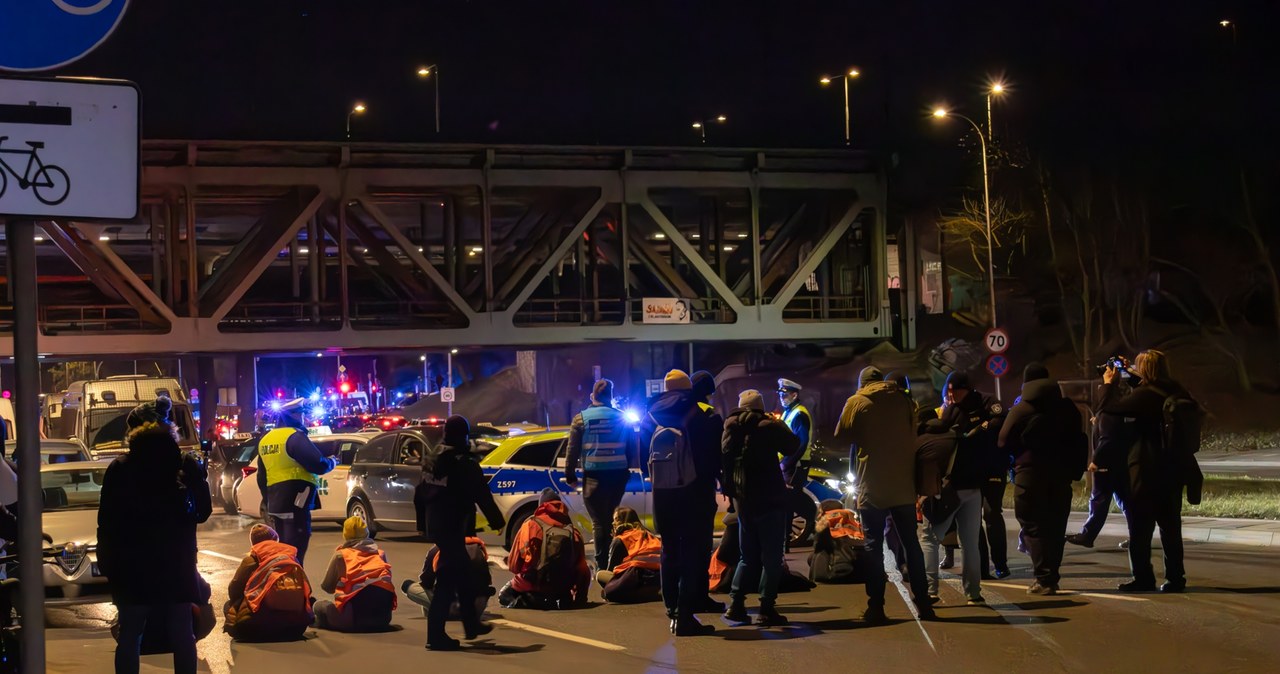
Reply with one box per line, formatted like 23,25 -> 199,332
115,603 -> 196,674
921,488 -> 983,600
730,508 -> 788,605
1079,470 -> 1123,542
858,504 -> 929,610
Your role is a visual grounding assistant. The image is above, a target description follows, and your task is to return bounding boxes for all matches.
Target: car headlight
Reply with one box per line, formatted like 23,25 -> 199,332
824,478 -> 843,491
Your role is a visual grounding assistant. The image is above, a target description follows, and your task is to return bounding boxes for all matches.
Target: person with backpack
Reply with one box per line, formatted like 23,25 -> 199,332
719,389 -> 800,626
939,371 -> 1010,580
809,499 -> 865,584
415,415 -> 507,650
97,397 -> 212,674
499,488 -> 591,609
313,516 -> 396,632
1092,350 -> 1201,593
998,363 -> 1088,595
223,524 -> 314,642
646,369 -> 723,636
403,536 -> 494,619
834,366 -> 936,624
596,506 -> 662,603
565,379 -> 638,574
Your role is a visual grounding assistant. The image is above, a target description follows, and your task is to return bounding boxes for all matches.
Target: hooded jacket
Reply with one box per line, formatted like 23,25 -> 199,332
644,390 -> 722,494
1093,379 -> 1192,494
721,407 -> 800,515
415,444 -> 505,542
940,389 -> 1007,481
833,381 -> 917,509
506,500 -> 590,602
999,378 -> 1086,478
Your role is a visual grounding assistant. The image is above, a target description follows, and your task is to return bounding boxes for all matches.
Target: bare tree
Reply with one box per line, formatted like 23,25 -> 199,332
938,195 -> 1032,276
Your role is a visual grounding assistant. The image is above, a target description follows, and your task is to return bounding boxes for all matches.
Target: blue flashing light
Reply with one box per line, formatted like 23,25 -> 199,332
309,392 -> 321,403
311,406 -> 326,418
623,409 -> 641,424
269,400 -> 283,412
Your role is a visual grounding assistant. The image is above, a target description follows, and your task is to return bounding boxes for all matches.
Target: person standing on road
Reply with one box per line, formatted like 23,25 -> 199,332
689,370 -> 729,614
776,378 -> 813,487
416,415 -> 507,650
565,379 -> 636,574
721,389 -> 800,626
1092,351 -> 1199,593
254,409 -> 337,564
98,396 -> 212,674
1068,384 -> 1129,549
834,366 -> 936,624
917,414 -> 985,606
939,371 -> 1010,579
998,364 -> 1088,595
647,369 -> 723,636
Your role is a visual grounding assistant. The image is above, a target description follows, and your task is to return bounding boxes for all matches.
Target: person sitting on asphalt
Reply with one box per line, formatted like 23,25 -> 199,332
499,488 -> 590,609
313,515 -> 396,632
809,499 -> 865,584
224,524 -> 314,643
596,506 -> 662,603
403,537 -> 495,619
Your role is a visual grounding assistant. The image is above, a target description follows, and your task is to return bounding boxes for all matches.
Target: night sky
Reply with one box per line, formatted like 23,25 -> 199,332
45,0 -> 1278,208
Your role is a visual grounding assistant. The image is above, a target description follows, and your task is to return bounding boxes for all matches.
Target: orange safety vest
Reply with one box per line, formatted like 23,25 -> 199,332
822,509 -> 864,540
244,540 -> 312,614
612,527 -> 661,574
432,537 -> 486,572
334,546 -> 397,611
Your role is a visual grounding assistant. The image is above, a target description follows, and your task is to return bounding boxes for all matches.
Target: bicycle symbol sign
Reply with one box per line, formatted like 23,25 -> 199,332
0,138 -> 70,205
985,354 -> 1010,378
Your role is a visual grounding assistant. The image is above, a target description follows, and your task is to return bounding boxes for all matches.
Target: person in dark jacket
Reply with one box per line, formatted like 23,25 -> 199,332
255,408 -> 338,564
999,363 -> 1086,595
414,415 -> 507,650
834,366 -> 935,624
646,370 -> 722,636
917,416 -> 984,605
689,370 -> 730,614
939,371 -> 1009,579
1091,351 -> 1190,593
565,378 -> 637,573
721,389 -> 801,627
98,397 -> 212,674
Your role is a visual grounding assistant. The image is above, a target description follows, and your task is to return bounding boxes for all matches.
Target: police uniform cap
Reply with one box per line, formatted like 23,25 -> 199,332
777,378 -> 802,393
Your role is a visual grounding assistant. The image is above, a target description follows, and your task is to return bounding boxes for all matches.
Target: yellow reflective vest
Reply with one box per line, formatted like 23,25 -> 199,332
259,428 -> 320,487
782,403 -> 813,462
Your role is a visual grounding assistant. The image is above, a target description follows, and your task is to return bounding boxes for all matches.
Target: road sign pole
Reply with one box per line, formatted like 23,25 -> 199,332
447,351 -> 453,417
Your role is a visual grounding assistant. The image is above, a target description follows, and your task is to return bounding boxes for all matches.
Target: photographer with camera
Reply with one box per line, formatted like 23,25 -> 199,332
1068,357 -> 1132,549
1090,350 -> 1200,593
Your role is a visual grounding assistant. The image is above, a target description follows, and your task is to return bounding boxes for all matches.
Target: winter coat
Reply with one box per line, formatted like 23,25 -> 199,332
505,500 -> 590,603
97,424 -> 212,605
414,444 -> 505,542
644,390 -> 722,496
915,429 -> 959,498
999,379 -> 1087,480
721,407 -> 800,516
939,390 -> 1007,486
833,381 -> 917,509
1093,380 -> 1191,498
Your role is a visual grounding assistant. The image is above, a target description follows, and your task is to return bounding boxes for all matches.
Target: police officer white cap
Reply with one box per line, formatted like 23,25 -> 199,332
777,378 -> 802,392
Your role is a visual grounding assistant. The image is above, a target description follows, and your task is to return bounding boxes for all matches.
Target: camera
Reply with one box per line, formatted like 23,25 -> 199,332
1094,357 -> 1132,380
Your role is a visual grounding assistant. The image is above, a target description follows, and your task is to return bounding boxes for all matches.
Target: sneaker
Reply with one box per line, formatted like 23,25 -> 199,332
698,596 -> 727,613
859,606 -> 889,626
914,603 -> 938,620
940,548 -> 955,570
1065,534 -> 1094,549
1160,580 -> 1187,593
994,568 -> 1012,580
723,601 -> 749,625
427,637 -> 461,651
966,596 -> 986,606
756,604 -> 789,627
1118,580 -> 1156,593
980,571 -> 995,581
927,594 -> 942,605
1118,539 -> 1130,550
1027,582 -> 1058,596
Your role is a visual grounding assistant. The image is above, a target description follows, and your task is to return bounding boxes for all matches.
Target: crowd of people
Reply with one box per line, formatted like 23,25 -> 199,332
89,348 -> 1203,670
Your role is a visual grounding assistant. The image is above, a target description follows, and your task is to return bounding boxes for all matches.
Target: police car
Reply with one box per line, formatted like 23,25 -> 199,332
475,429 -> 847,550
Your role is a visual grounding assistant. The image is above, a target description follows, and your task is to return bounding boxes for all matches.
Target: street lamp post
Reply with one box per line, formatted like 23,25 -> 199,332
420,354 -> 429,394
447,348 -> 457,417
346,102 -> 366,140
691,115 -> 727,144
820,69 -> 860,145
933,107 -> 1000,399
986,82 -> 1004,140
416,65 -> 441,134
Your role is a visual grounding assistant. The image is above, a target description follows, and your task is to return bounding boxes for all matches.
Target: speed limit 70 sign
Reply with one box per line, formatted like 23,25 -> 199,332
984,328 -> 1010,354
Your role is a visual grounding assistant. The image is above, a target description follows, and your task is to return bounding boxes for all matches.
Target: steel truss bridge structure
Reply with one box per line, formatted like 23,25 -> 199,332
1,141 -> 892,356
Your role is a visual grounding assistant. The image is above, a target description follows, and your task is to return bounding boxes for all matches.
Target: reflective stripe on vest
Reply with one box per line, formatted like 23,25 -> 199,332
243,539 -> 308,613
259,428 -> 320,487
334,546 -> 397,611
782,403 -> 813,461
580,405 -> 629,472
823,509 -> 863,540
613,526 -> 662,573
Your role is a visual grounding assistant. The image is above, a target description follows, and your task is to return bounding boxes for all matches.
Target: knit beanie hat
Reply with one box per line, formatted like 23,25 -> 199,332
945,371 -> 973,393
1023,362 -> 1050,383
591,378 -> 615,405
664,369 -> 692,391
857,366 -> 884,389
691,370 -> 716,401
539,487 -> 561,505
126,396 -> 173,429
738,389 -> 765,411
343,515 -> 368,542
250,524 -> 279,545
444,415 -> 470,449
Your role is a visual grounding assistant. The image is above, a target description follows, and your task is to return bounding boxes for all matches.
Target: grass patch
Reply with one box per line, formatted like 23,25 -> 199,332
1200,430 -> 1280,454
1002,473 -> 1280,520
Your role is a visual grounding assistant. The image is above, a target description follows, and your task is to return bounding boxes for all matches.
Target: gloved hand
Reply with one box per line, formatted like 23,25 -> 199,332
489,516 -> 506,533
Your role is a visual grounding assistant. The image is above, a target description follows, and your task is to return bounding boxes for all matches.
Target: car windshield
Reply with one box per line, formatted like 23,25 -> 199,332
41,466 -> 107,511
86,405 -> 198,450
41,449 -> 86,464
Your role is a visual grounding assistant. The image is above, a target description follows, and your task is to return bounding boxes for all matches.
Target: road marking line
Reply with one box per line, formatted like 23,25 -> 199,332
199,550 -> 242,563
489,619 -> 626,652
982,581 -> 1148,602
886,555 -> 936,653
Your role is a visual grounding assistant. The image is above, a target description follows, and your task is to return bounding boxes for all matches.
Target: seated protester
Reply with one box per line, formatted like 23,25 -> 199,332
403,537 -> 495,619
498,488 -> 590,609
596,506 -> 662,604
710,511 -> 816,595
111,574 -> 216,655
809,499 -> 865,584
224,524 -> 314,642
313,516 -> 396,632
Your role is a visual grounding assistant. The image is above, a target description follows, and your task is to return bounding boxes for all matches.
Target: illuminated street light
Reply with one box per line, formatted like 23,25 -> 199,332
1219,19 -> 1237,45
986,80 -> 1007,141
931,106 -> 1000,399
415,64 -> 441,133
346,101 -> 367,140
820,68 -> 861,145
692,115 -> 727,143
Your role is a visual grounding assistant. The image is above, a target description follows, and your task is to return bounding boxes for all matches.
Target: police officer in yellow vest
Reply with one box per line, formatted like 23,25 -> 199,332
777,379 -> 813,487
255,407 -> 338,563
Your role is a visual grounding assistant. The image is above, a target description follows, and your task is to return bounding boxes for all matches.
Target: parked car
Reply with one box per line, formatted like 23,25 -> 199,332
343,424 -> 448,536
235,433 -> 369,523
37,439 -> 93,464
207,435 -> 258,515
366,415 -> 409,431
40,461 -> 111,605
329,416 -> 365,433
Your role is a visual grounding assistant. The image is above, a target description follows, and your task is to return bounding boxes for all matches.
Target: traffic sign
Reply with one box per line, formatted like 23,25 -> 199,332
0,0 -> 132,72
338,365 -> 346,373
0,76 -> 139,219
985,354 -> 1010,378
984,327 -> 1011,354
440,387 -> 456,403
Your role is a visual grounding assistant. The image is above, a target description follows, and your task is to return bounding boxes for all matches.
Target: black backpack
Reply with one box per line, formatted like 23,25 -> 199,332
1152,387 -> 1205,504
648,407 -> 700,491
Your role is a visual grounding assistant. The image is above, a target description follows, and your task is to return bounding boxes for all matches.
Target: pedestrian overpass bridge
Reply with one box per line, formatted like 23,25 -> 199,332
1,141 -> 892,356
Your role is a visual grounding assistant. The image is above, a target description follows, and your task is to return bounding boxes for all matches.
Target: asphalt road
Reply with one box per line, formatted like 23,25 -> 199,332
1198,449 -> 1280,479
44,513 -> 1280,674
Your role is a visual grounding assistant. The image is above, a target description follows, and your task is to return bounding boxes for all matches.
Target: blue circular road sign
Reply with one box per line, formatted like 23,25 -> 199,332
0,0 -> 131,72
985,354 -> 1010,378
